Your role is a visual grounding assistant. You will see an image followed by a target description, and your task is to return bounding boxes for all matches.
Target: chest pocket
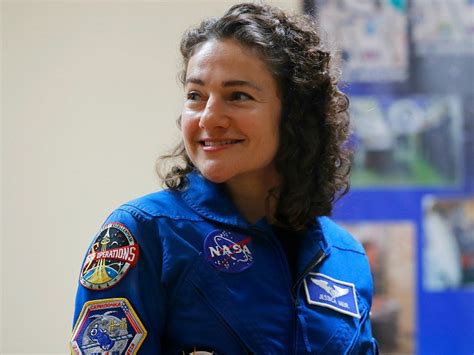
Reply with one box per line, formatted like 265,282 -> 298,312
164,256 -> 265,354
299,290 -> 370,354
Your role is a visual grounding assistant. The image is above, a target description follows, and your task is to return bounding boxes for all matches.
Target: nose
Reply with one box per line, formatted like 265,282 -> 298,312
199,96 -> 230,130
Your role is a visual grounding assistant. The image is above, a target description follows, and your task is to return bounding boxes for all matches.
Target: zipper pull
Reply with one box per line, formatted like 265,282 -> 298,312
292,251 -> 328,302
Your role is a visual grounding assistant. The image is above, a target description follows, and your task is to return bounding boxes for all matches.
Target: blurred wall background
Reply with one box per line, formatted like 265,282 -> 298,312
305,1 -> 473,354
1,1 -> 299,353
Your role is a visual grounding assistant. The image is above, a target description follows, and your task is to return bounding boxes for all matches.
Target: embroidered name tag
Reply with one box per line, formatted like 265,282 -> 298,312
304,272 -> 360,318
70,298 -> 147,354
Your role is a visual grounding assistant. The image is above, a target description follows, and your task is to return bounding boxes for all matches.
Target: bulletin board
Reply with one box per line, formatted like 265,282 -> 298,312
305,0 -> 474,354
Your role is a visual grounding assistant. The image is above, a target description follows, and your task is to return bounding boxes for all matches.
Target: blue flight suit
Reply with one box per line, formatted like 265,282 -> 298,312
72,172 -> 378,354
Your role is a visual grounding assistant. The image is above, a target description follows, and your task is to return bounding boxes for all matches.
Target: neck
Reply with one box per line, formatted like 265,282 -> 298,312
225,170 -> 280,224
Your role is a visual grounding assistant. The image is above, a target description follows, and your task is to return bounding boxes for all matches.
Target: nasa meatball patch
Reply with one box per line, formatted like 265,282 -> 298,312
304,272 -> 360,318
203,229 -> 253,273
80,222 -> 139,290
70,298 -> 147,355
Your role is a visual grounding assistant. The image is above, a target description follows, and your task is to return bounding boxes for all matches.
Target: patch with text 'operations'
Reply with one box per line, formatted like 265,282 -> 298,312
80,222 -> 139,290
203,229 -> 253,273
70,298 -> 147,355
304,272 -> 360,318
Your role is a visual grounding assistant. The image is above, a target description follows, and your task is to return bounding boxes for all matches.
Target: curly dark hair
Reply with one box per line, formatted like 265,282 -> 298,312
158,2 -> 351,231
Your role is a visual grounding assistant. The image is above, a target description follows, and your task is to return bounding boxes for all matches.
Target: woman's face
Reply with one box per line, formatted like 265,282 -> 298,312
181,39 -> 282,185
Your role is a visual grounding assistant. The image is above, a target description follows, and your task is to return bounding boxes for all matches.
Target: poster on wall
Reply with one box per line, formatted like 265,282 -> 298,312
423,196 -> 474,291
412,0 -> 474,56
315,0 -> 408,82
307,0 -> 474,352
349,95 -> 464,187
340,222 -> 416,354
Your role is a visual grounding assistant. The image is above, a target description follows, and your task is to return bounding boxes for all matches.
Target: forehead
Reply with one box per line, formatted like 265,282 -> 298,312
186,39 -> 274,81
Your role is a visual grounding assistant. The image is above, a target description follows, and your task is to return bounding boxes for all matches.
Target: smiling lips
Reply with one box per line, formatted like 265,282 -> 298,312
199,139 -> 244,151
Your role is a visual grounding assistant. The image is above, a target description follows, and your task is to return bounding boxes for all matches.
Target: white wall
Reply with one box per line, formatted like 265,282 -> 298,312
1,0 -> 300,353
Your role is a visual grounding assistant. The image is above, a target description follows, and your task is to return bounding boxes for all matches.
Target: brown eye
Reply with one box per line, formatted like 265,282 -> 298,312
230,92 -> 253,101
187,92 -> 201,101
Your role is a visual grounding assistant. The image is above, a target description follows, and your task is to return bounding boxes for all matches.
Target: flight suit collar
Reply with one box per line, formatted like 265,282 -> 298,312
297,221 -> 330,276
181,171 -> 249,228
181,171 -> 331,266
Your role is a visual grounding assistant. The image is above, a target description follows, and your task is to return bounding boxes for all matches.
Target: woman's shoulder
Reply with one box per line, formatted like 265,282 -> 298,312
113,188 -> 203,222
317,217 -> 365,255
93,188 -> 203,251
316,217 -> 374,305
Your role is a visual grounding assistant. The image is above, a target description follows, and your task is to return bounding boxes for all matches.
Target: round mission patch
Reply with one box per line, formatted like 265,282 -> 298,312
203,229 -> 253,273
80,222 -> 139,290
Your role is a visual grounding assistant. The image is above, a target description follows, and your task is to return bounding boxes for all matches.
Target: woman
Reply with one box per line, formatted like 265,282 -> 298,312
71,3 -> 378,354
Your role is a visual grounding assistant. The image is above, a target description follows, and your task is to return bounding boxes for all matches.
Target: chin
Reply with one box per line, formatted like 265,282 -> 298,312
192,159 -> 236,184
199,170 -> 232,184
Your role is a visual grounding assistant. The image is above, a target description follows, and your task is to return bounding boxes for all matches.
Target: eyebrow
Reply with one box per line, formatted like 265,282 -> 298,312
185,77 -> 262,91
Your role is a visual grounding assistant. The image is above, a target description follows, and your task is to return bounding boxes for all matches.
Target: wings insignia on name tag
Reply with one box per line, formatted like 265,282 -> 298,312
304,272 -> 361,318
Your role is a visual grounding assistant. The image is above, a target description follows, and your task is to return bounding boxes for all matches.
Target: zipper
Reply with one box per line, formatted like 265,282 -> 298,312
250,226 -> 297,354
247,225 -> 294,293
292,250 -> 327,353
249,226 -> 328,354
292,250 -> 327,305
192,283 -> 254,354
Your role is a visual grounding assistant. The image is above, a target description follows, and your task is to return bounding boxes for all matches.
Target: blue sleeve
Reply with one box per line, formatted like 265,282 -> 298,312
70,206 -> 164,354
353,256 -> 379,355
356,314 -> 379,354
356,251 -> 379,355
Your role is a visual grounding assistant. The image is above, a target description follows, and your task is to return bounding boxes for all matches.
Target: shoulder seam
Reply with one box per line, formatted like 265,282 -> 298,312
331,245 -> 366,256
119,203 -> 204,222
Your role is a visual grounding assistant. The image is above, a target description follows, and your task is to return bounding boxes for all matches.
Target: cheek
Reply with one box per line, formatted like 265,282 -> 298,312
265,115 -> 281,159
264,111 -> 281,148
251,121 -> 280,161
180,115 -> 196,148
